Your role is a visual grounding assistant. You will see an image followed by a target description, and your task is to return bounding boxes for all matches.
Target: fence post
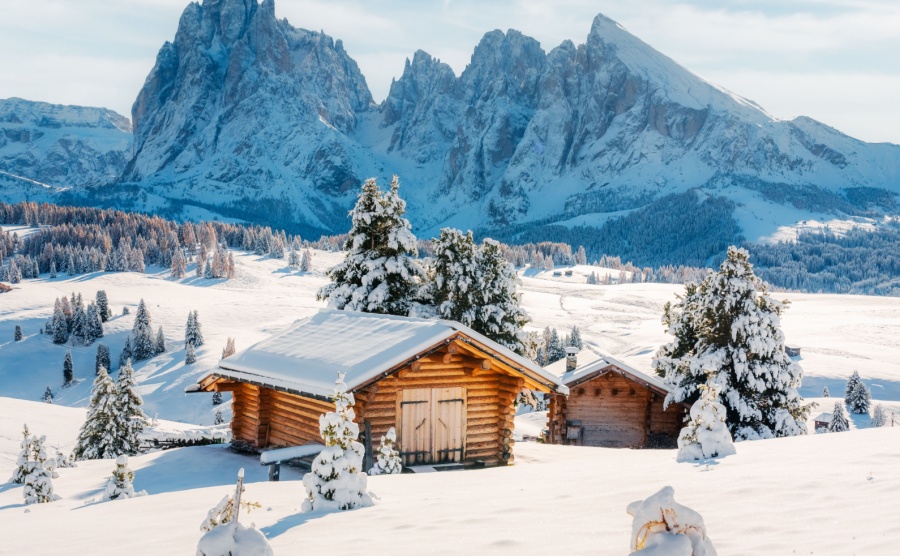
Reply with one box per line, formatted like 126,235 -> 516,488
364,421 -> 374,472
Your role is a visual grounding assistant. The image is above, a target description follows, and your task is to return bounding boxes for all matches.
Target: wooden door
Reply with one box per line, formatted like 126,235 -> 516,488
432,387 -> 466,463
399,388 -> 432,466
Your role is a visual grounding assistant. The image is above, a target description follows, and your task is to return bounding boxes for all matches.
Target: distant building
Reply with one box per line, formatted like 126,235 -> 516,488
812,412 -> 832,431
785,346 -> 801,357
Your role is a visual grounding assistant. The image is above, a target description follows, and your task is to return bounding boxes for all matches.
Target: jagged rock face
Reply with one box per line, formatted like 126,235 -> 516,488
123,0 -> 374,230
0,98 -> 131,189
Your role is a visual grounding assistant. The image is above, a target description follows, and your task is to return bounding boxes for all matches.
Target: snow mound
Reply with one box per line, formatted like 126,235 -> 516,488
196,522 -> 273,556
627,486 -> 716,555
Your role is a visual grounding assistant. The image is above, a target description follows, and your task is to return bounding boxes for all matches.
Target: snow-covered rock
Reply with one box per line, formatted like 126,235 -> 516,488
627,486 -> 716,556
197,522 -> 273,556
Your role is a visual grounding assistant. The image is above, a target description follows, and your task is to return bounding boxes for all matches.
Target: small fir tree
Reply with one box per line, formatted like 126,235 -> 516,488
63,350 -> 74,386
14,324 -> 22,341
546,328 -> 566,363
214,409 -> 224,425
845,371 -> 862,404
115,359 -> 146,454
568,325 -> 583,350
95,343 -> 111,375
288,247 -> 301,268
96,290 -> 111,322
73,367 -> 122,460
51,305 -> 68,344
101,455 -> 145,501
823,386 -> 829,397
9,424 -> 32,483
212,391 -> 224,405
872,404 -> 887,427
155,326 -> 166,355
847,376 -> 871,414
186,343 -> 197,364
23,434 -> 60,504
221,337 -> 236,359
301,249 -> 312,272
317,176 -> 424,316
185,310 -> 204,347
43,386 -> 53,403
86,302 -> 104,344
302,373 -> 374,511
369,427 -> 402,475
676,380 -> 736,462
132,299 -> 154,360
828,402 -> 850,433
170,249 -> 187,279
119,336 -> 133,370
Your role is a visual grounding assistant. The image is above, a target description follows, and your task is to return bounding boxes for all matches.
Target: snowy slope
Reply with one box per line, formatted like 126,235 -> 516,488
0,97 -> 132,188
1,245 -> 899,424
1,396 -> 898,555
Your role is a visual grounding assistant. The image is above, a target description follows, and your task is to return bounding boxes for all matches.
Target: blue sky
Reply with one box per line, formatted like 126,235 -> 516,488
1,0 -> 898,144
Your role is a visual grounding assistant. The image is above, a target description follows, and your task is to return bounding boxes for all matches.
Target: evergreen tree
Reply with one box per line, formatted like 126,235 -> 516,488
288,246 -> 301,268
676,380 -> 736,462
132,299 -> 154,360
369,427 -> 402,475
214,409 -> 224,425
154,326 -> 166,355
204,258 -> 214,279
95,343 -> 111,375
823,386 -> 829,397
96,290 -> 111,322
212,391 -> 224,405
428,228 -> 479,325
652,281 -> 704,379
302,373 -> 373,511
300,249 -> 312,272
49,260 -> 57,278
317,176 -> 424,316
170,249 -> 187,279
221,337 -> 236,359
844,371 -> 862,405
658,247 -> 809,440
546,328 -> 566,363
85,302 -> 103,345
569,325 -> 583,350
9,424 -> 32,484
470,238 -> 529,355
196,251 -> 207,278
51,305 -> 68,344
185,309 -> 204,347
186,343 -> 197,365
828,401 -> 849,433
14,324 -> 22,341
63,350 -> 74,386
101,455 -> 145,501
71,298 -> 87,341
73,367 -> 122,460
847,379 -> 871,414
115,359 -> 146,455
872,404 -> 887,427
119,336 -> 133,370
23,434 -> 59,504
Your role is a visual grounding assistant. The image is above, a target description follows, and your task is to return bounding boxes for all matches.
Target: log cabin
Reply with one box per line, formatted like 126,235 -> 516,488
188,309 -> 568,467
545,348 -> 688,448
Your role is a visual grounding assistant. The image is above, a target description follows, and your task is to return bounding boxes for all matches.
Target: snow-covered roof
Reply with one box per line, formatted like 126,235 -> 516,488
812,413 -> 833,423
544,347 -> 672,396
204,309 -> 566,399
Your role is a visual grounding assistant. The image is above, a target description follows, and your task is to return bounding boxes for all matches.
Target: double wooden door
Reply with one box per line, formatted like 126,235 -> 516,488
399,387 -> 467,465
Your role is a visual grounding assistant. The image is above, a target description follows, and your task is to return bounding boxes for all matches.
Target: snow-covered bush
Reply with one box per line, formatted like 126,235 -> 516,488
847,377 -> 871,415
197,470 -> 269,556
317,176 -> 424,316
102,455 -> 147,501
23,434 -> 60,504
302,373 -> 374,511
369,427 -> 402,475
828,402 -> 849,433
676,382 -> 736,463
626,486 -> 716,555
654,246 -> 810,440
55,449 -> 77,469
73,367 -> 122,460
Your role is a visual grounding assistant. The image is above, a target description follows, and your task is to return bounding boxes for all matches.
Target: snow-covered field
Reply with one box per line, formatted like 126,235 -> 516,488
1,396 -> 898,555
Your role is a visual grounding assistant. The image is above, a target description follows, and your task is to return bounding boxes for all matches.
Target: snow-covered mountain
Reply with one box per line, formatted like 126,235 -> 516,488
0,98 -> 132,193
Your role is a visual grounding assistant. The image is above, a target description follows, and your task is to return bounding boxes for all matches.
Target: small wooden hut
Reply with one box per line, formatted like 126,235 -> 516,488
545,348 -> 687,448
189,309 -> 567,467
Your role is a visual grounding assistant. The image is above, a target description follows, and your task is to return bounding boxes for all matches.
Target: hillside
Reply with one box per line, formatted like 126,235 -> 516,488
1,396 -> 898,555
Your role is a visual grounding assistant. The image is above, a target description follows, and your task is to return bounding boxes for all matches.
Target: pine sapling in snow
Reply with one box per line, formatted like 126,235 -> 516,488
186,343 -> 197,364
302,373 -> 374,511
14,324 -> 22,341
197,469 -> 270,556
676,381 -> 736,463
369,427 -> 402,475
101,455 -> 147,501
823,386 -> 829,397
214,409 -> 224,425
95,343 -> 111,375
847,378 -> 871,414
9,424 -> 32,484
872,404 -> 886,427
844,371 -> 861,404
119,336 -> 133,370
43,386 -> 53,403
55,449 -> 77,469
23,434 -> 60,504
627,486 -> 716,556
63,349 -> 74,386
115,359 -> 146,455
828,402 -> 849,433
73,366 -> 122,460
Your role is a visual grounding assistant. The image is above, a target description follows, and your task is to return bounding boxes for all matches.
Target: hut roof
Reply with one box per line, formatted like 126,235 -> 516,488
196,309 -> 566,399
544,348 -> 673,397
812,412 -> 833,423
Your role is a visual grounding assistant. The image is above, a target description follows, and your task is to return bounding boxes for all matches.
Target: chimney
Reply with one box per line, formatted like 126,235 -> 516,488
565,346 -> 578,372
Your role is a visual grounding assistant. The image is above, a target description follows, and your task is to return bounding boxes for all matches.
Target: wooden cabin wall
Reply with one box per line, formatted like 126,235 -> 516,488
648,394 -> 686,438
356,360 -> 519,466
564,373 -> 650,447
264,390 -> 333,448
231,383 -> 261,446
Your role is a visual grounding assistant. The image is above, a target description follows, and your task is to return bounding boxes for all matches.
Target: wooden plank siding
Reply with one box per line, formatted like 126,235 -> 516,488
218,341 -> 528,467
550,371 -> 685,448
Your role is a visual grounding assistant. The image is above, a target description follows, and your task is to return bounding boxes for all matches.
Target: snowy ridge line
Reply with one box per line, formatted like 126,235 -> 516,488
0,170 -> 67,191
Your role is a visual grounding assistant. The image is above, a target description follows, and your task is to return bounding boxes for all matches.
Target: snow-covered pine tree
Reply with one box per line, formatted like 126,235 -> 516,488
171,248 -> 187,279
186,343 -> 197,364
428,228 -> 479,325
185,310 -> 205,347
369,427 -> 402,475
49,260 -> 57,278
101,455 -> 145,501
652,281 -> 704,380
93,344 -> 109,376
23,434 -> 60,504
676,380 -> 736,462
196,251 -> 206,278
847,379 -> 871,414
9,424 -> 32,483
212,391 -> 223,405
288,246 -> 300,268
71,301 -> 87,342
546,328 -> 566,363
828,401 -> 849,433
96,290 -> 111,322
659,247 -> 809,440
73,366 -> 122,460
823,386 -> 830,397
470,238 -> 530,355
844,371 -> 862,405
119,336 -> 133,370
872,404 -> 886,427
214,409 -> 224,425
221,337 -> 236,359
51,304 -> 68,344
226,253 -> 236,279
317,176 -> 424,316
155,326 -> 166,355
43,386 -> 53,403
569,325 -> 583,350
302,373 -> 373,511
55,449 -> 77,469
63,350 -> 74,386
132,299 -> 154,360
300,249 -> 312,272
14,324 -> 22,341
84,302 -> 103,345
115,359 -> 146,454
204,258 -> 214,279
